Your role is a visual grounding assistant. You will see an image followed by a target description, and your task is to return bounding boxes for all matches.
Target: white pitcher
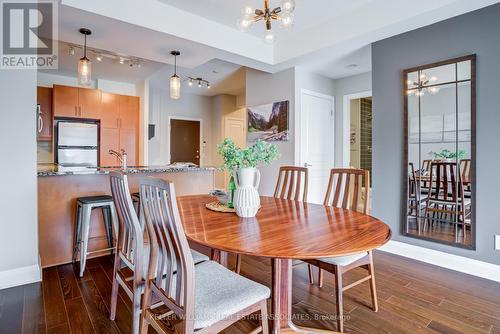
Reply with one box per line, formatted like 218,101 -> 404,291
233,167 -> 261,218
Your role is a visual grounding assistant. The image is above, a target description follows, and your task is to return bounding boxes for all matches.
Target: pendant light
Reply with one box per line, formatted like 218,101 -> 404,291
77,28 -> 92,86
170,51 -> 181,99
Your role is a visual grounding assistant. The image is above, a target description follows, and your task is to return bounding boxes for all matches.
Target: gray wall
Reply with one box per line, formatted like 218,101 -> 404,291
245,67 -> 336,196
148,89 -> 214,166
372,3 -> 500,265
0,69 -> 39,275
246,67 -> 296,196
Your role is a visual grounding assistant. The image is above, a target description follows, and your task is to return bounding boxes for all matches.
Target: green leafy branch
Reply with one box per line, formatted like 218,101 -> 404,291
217,138 -> 280,170
428,149 -> 467,160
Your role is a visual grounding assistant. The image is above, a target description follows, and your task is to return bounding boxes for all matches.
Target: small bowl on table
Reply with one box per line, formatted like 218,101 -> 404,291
209,189 -> 229,205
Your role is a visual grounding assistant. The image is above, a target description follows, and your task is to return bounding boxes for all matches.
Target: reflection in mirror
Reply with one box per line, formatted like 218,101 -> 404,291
404,55 -> 475,249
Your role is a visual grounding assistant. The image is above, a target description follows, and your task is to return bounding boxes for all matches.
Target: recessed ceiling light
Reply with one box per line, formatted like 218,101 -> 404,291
346,64 -> 358,68
212,70 -> 218,74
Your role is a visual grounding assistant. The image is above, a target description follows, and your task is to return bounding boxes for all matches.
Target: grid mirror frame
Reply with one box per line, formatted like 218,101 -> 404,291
402,54 -> 476,250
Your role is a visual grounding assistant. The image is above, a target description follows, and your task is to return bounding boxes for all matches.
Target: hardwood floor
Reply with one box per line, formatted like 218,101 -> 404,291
407,218 -> 472,245
1,251 -> 500,334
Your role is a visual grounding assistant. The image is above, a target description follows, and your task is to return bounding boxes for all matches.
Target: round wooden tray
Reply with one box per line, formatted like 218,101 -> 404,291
205,201 -> 236,213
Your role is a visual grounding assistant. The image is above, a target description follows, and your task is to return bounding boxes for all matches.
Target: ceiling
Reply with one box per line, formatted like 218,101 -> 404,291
51,0 -> 500,88
148,60 -> 245,96
45,41 -> 165,83
158,0 -> 373,39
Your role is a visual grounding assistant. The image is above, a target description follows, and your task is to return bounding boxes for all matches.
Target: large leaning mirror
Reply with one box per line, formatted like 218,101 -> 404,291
403,55 -> 476,249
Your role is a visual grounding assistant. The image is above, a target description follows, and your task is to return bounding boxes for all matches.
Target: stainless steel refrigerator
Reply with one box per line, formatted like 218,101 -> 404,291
55,121 -> 98,166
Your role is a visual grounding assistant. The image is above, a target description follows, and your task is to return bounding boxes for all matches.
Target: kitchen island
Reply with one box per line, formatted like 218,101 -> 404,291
38,165 -> 217,267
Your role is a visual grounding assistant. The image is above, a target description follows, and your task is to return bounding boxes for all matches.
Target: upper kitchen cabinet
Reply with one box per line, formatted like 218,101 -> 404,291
119,95 -> 140,130
53,85 -> 78,117
100,92 -> 120,128
53,85 -> 101,119
36,86 -> 53,141
78,88 -> 101,119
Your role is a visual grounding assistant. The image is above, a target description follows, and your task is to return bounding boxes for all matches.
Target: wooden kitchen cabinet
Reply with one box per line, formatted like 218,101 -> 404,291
52,84 -> 139,166
100,93 -> 140,166
100,127 -> 120,166
78,88 -> 101,119
53,85 -> 78,117
119,128 -> 138,165
100,92 -> 120,128
119,95 -> 139,129
53,85 -> 101,119
37,86 -> 53,141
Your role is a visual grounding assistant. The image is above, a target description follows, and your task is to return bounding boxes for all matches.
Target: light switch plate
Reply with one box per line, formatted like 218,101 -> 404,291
496,235 -> 500,251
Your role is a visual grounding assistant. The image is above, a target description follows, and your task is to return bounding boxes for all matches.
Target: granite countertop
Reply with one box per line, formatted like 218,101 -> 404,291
37,164 -> 220,177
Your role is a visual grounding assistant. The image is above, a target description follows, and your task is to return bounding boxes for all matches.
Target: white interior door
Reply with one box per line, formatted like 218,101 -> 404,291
221,117 -> 246,188
300,90 -> 335,204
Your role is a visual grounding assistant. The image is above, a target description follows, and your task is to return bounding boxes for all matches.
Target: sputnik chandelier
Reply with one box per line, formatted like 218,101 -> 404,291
407,72 -> 439,96
238,0 -> 296,43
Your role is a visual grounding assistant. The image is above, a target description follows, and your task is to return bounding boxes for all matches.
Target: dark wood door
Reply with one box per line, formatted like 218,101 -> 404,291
170,119 -> 200,165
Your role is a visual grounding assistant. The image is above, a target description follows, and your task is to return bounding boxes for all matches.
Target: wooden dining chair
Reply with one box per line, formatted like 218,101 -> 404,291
140,177 -> 270,334
109,172 -> 146,334
408,163 -> 428,230
424,162 -> 471,241
460,159 -> 472,194
304,168 -> 377,333
274,166 -> 309,201
109,172 -> 208,334
235,166 -> 309,274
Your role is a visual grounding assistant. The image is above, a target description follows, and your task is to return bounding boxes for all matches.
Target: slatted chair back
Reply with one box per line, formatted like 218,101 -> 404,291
460,159 -> 471,182
324,168 -> 370,214
428,161 -> 465,203
408,163 -> 424,215
109,172 -> 145,279
274,166 -> 309,201
421,159 -> 433,173
140,177 -> 195,332
408,163 -> 418,198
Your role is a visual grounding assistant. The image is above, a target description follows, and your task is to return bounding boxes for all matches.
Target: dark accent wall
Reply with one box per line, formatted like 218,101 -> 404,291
372,3 -> 500,264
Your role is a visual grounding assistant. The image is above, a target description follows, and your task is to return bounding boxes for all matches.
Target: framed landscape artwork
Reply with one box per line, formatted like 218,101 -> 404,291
247,100 -> 289,142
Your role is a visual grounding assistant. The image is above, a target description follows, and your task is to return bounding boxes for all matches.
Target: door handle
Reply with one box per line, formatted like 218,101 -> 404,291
38,115 -> 43,133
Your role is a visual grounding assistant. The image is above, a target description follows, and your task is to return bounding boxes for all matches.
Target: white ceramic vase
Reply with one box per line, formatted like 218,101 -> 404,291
233,167 -> 261,218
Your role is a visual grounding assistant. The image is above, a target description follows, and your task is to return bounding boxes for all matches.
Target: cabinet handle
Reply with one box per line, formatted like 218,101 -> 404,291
74,106 -> 77,116
79,106 -> 82,117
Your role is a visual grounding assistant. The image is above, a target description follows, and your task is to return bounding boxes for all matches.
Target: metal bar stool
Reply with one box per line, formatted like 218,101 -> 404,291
73,195 -> 118,277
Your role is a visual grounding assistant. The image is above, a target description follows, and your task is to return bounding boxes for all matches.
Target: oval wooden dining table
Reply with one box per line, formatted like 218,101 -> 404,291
177,195 -> 392,334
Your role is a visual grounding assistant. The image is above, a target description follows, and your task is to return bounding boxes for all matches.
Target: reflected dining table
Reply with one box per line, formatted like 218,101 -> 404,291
177,195 -> 392,333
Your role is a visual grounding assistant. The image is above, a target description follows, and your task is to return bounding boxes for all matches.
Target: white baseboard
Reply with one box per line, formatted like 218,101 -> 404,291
0,263 -> 42,290
379,240 -> 500,283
